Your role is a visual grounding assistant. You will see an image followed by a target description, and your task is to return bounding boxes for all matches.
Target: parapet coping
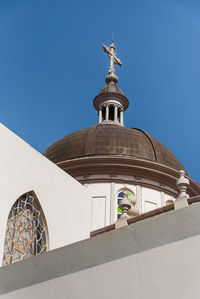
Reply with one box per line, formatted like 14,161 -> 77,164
91,196 -> 200,237
0,197 -> 200,295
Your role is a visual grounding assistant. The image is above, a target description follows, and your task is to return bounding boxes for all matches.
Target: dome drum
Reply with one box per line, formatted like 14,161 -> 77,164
56,155 -> 200,198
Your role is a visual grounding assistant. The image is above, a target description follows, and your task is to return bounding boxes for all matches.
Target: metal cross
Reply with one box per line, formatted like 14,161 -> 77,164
102,40 -> 122,84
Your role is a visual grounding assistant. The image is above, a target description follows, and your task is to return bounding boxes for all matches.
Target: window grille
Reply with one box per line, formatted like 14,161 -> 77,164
2,192 -> 47,266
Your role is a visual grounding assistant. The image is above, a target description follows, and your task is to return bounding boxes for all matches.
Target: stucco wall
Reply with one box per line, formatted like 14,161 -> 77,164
0,123 -> 91,262
2,236 -> 200,299
1,202 -> 200,298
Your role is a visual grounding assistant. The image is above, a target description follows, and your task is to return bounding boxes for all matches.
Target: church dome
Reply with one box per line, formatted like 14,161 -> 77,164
44,40 -> 186,175
44,123 -> 185,172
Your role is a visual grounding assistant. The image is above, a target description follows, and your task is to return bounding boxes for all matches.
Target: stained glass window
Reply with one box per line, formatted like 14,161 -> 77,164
117,191 -> 133,219
2,192 -> 47,266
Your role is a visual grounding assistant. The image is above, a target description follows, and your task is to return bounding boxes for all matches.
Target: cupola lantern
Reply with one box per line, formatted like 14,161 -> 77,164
93,40 -> 129,126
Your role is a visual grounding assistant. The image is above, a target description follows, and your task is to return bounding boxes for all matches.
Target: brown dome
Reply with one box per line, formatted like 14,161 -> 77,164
44,123 -> 185,172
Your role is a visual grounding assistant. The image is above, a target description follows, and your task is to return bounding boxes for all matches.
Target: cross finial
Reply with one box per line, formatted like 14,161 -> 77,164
102,40 -> 122,84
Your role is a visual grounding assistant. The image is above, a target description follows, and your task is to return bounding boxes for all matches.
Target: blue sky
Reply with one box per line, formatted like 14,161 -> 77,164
0,0 -> 199,183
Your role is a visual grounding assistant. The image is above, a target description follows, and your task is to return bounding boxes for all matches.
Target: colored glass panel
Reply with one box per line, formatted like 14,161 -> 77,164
117,190 -> 133,219
2,193 -> 47,266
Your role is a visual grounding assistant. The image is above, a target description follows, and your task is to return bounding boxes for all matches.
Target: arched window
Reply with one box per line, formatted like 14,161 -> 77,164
117,190 -> 134,219
2,192 -> 48,266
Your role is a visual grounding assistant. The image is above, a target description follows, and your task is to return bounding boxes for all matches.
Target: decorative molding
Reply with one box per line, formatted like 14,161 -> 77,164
57,156 -> 200,197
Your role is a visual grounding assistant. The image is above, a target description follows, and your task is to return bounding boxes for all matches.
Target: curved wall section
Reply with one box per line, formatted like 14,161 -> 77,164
0,123 -> 91,265
88,181 -> 175,231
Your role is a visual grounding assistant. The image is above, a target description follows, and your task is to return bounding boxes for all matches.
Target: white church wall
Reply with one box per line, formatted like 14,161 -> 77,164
141,187 -> 161,212
86,183 -> 110,230
79,174 -> 178,195
86,181 -> 175,230
91,196 -> 106,230
0,123 -> 91,264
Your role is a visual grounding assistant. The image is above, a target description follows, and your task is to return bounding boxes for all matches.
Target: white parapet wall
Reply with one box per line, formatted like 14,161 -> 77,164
0,123 -> 91,263
1,202 -> 200,298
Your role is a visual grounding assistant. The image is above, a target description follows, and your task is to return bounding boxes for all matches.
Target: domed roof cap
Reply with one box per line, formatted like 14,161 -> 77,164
44,123 -> 186,173
100,83 -> 123,95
